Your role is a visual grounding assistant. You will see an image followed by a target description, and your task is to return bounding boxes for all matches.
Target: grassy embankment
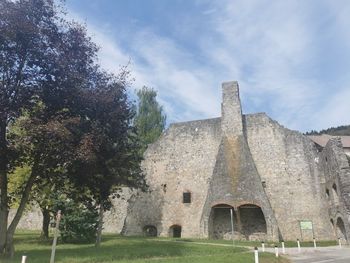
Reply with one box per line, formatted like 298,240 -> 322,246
0,231 -> 291,263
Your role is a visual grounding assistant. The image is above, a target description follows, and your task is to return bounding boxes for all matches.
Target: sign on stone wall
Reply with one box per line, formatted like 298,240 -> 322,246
300,221 -> 313,230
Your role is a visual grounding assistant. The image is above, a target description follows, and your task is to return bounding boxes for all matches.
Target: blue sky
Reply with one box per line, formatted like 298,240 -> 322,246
66,0 -> 350,132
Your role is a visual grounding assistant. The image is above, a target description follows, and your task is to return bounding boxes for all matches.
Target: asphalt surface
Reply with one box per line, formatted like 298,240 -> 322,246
265,246 -> 350,263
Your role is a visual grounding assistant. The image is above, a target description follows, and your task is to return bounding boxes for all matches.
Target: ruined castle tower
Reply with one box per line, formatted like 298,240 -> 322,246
122,81 -> 349,242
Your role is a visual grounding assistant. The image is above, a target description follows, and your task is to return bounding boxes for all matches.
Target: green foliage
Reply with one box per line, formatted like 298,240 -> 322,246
305,125 -> 350,136
134,86 -> 166,153
8,165 -> 31,208
1,0 -> 146,255
54,198 -> 98,244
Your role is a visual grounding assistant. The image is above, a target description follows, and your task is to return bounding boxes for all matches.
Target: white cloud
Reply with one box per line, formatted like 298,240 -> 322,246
313,87 -> 350,130
67,1 -> 350,132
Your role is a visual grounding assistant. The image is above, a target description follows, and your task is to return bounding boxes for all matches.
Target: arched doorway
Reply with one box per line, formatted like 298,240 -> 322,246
143,225 -> 157,237
336,217 -> 347,241
169,225 -> 182,238
209,204 -> 236,239
238,204 -> 267,241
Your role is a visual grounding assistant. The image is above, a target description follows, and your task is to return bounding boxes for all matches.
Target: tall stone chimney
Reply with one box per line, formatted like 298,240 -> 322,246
221,81 -> 243,136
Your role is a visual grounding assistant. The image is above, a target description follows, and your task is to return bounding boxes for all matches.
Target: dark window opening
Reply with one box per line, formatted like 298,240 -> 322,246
333,184 -> 338,193
326,189 -> 330,199
183,192 -> 191,203
169,225 -> 182,238
161,184 -> 167,193
262,181 -> 266,188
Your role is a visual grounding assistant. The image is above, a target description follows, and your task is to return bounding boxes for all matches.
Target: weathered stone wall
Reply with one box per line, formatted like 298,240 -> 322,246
244,113 -> 334,241
221,81 -> 242,136
9,208 -> 42,231
10,189 -> 131,234
103,188 -> 132,233
123,118 -> 222,237
320,138 -> 350,240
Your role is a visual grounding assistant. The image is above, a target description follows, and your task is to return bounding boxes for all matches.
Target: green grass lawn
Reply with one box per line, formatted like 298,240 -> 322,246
0,231 -> 291,263
178,238 -> 338,248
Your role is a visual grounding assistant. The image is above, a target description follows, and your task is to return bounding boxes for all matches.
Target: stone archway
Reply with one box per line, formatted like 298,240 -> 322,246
336,217 -> 347,241
169,225 -> 182,238
209,204 -> 237,240
238,204 -> 267,241
143,225 -> 157,237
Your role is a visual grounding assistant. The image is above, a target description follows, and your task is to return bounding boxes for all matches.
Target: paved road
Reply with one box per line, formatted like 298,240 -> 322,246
265,246 -> 350,263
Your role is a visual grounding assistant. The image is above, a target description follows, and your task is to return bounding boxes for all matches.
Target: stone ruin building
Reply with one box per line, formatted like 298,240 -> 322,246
121,81 -> 350,242
14,81 -> 350,242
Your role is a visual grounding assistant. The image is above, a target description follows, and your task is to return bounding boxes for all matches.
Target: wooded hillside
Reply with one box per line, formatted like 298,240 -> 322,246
306,125 -> 350,136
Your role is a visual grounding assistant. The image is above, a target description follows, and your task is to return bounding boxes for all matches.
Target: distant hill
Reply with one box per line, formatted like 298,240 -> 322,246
305,125 -> 350,136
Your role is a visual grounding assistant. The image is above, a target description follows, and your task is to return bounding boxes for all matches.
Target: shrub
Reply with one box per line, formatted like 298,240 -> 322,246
53,198 -> 98,243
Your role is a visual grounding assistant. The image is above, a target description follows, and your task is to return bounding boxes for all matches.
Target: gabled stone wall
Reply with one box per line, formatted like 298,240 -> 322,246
244,113 -> 334,240
122,81 -> 346,241
123,118 -> 222,237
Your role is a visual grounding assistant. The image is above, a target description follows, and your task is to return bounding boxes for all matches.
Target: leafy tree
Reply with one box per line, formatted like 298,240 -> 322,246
1,0 -> 146,256
134,86 -> 166,153
1,0 -> 101,256
65,72 -> 147,247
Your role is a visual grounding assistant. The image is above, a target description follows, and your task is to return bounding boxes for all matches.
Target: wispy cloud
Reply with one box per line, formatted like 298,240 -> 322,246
67,0 -> 350,132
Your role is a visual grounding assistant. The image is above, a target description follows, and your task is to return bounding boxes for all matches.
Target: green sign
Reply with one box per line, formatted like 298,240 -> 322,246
300,221 -> 313,230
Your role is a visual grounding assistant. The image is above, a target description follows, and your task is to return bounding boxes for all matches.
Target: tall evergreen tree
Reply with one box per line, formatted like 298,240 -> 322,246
134,86 -> 166,153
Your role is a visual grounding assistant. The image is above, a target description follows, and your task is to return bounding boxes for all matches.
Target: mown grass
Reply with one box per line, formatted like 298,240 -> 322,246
178,238 -> 338,248
0,231 -> 291,263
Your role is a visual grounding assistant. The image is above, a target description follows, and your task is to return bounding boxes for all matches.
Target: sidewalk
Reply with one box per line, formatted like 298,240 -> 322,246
262,246 -> 350,263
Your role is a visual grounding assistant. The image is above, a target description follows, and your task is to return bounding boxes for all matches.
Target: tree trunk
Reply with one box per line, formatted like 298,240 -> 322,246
95,204 -> 104,247
41,207 -> 50,239
4,168 -> 36,257
0,119 -> 8,255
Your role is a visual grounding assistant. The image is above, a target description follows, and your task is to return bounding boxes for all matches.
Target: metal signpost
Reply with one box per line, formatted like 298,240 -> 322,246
230,208 -> 234,247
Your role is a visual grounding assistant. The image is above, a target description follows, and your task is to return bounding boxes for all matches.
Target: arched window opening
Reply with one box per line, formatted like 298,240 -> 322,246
336,217 -> 347,241
169,225 -> 182,238
143,225 -> 157,237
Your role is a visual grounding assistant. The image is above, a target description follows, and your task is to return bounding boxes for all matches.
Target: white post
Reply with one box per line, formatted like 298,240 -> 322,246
281,241 -> 285,254
254,247 -> 259,263
21,255 -> 27,263
313,238 -> 317,249
261,242 -> 265,252
339,238 -> 342,248
274,246 -> 279,258
230,208 -> 234,247
297,239 -> 301,252
50,210 -> 62,263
